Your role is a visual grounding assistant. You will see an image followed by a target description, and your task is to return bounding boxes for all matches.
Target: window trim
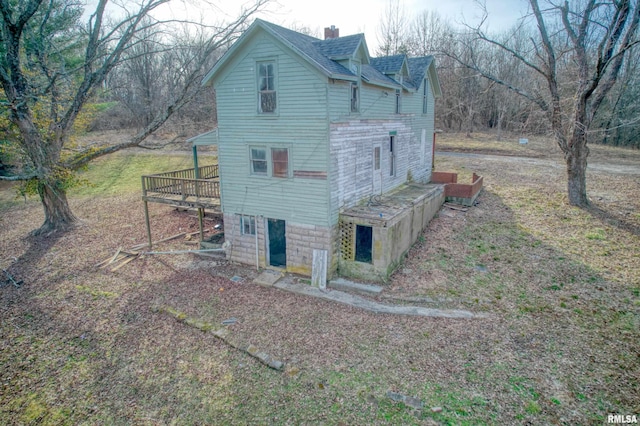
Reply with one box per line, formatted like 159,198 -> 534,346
257,60 -> 277,114
240,214 -> 256,235
395,89 -> 401,114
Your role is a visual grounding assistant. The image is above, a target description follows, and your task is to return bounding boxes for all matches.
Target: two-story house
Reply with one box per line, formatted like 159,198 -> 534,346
201,19 -> 443,281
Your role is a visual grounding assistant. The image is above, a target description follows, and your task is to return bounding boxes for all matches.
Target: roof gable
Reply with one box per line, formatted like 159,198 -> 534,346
201,18 -> 441,96
407,56 -> 442,97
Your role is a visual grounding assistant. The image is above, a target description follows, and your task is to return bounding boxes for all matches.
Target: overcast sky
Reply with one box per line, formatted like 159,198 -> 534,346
252,0 -> 530,49
155,0 -> 531,53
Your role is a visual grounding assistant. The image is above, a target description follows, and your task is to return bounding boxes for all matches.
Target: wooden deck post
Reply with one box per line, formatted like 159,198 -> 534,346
193,145 -> 200,179
144,200 -> 152,249
198,207 -> 204,242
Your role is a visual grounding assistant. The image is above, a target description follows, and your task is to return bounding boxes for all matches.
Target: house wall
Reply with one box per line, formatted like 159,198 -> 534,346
224,213 -> 336,277
214,31 -> 331,227
326,78 -> 436,226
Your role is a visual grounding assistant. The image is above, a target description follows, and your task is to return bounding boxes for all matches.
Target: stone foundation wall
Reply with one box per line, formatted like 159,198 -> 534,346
285,223 -> 333,276
224,213 -> 334,277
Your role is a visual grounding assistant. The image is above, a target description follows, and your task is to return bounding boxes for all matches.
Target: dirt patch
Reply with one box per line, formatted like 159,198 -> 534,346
1,139 -> 639,424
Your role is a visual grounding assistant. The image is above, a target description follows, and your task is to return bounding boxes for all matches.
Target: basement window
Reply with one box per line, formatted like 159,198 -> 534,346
355,225 -> 373,263
240,215 -> 256,235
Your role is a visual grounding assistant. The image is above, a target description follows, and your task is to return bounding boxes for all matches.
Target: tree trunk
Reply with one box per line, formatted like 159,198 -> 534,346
565,141 -> 589,207
34,180 -> 77,235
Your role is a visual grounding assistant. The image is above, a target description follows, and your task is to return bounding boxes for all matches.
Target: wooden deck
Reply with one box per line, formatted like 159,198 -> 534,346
141,165 -> 221,210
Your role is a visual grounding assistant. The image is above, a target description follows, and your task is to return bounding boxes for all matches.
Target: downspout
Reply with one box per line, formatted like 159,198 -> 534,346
255,217 -> 259,271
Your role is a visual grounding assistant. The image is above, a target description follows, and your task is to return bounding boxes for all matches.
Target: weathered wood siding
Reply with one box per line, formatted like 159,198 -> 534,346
214,31 -> 331,226
327,77 -> 436,225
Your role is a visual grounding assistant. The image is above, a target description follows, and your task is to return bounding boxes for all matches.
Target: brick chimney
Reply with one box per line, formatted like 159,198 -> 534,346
324,25 -> 339,39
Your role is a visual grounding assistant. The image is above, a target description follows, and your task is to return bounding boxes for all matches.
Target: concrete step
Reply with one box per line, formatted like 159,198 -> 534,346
328,278 -> 383,297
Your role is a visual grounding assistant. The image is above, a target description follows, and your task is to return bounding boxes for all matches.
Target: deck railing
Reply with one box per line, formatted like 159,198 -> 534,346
142,165 -> 220,200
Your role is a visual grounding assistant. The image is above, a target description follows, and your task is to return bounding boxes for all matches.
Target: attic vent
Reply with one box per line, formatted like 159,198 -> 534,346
339,221 -> 355,261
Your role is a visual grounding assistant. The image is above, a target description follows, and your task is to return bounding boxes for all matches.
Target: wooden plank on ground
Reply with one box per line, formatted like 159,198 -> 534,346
312,249 -> 328,290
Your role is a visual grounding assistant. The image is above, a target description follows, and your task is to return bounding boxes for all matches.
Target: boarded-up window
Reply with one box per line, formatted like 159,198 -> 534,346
355,225 -> 373,263
250,147 -> 267,175
271,148 -> 289,178
258,62 -> 276,113
374,146 -> 381,170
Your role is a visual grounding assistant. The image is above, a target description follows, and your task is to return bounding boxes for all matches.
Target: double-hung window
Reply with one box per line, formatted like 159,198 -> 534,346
250,147 -> 267,175
258,61 -> 276,113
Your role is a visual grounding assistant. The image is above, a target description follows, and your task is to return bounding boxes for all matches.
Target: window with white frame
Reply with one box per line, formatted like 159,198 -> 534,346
258,61 -> 276,113
395,89 -> 401,114
250,147 -> 267,175
240,215 -> 256,235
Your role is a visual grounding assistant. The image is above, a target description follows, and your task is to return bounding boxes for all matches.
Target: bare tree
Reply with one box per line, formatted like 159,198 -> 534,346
0,0 -> 269,234
376,0 -> 410,56
444,0 -> 640,206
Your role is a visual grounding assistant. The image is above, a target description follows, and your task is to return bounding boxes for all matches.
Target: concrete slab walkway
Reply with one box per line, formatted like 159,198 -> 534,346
273,279 -> 488,319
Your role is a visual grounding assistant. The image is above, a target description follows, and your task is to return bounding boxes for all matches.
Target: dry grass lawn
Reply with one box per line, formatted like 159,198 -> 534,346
1,134 -> 638,425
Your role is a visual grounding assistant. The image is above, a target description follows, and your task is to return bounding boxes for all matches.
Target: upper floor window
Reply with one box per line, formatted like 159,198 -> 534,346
258,61 -> 276,113
422,79 -> 428,114
395,89 -> 401,114
350,82 -> 359,113
250,147 -> 268,175
271,148 -> 289,178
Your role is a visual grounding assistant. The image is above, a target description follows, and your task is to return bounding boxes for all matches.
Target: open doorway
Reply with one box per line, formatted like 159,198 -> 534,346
355,225 -> 372,263
267,218 -> 286,267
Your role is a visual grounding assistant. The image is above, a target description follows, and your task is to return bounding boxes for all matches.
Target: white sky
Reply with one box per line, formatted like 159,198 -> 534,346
234,0 -> 530,51
150,0 -> 530,53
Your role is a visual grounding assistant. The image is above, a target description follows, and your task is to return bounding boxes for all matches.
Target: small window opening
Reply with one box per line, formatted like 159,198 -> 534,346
395,89 -> 401,114
241,215 -> 256,235
422,78 -> 428,114
374,146 -> 381,170
351,82 -> 359,112
355,225 -> 373,263
389,135 -> 395,177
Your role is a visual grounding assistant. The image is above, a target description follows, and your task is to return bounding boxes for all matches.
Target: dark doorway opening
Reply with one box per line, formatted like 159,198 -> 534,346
268,218 -> 286,267
355,225 -> 373,263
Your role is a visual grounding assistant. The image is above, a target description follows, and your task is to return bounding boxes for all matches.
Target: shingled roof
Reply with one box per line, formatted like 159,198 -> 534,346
203,18 -> 439,94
